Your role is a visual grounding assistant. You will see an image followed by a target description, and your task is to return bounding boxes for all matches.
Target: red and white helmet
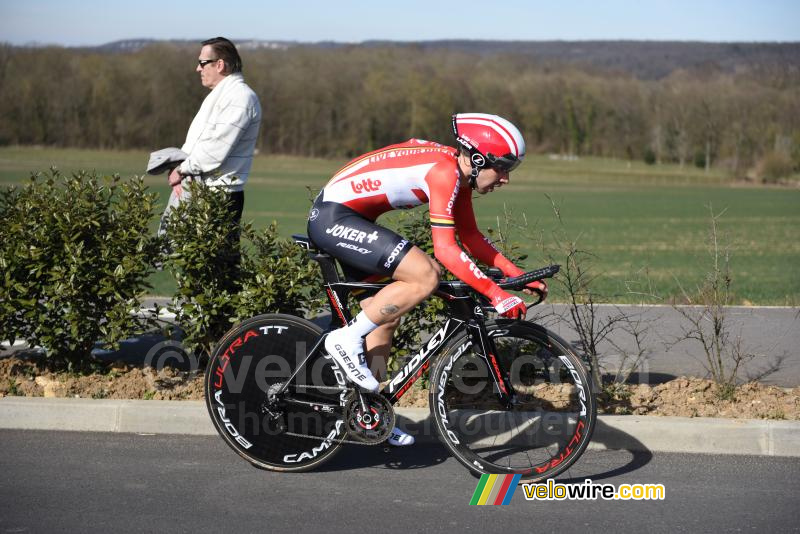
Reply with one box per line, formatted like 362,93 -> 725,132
452,113 -> 526,173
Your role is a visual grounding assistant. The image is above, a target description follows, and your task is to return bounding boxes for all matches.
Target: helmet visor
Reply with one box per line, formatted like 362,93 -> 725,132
486,153 -> 522,173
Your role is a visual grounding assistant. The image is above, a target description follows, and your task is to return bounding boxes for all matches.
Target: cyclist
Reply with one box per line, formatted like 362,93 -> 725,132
307,113 -> 547,446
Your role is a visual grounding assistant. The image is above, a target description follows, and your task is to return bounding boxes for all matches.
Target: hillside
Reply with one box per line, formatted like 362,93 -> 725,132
83,38 -> 800,80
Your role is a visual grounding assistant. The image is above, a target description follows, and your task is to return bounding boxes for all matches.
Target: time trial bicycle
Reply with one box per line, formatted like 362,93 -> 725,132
205,235 -> 596,482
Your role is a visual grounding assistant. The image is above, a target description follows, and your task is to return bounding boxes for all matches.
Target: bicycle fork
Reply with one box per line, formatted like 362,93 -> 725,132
468,318 -> 514,409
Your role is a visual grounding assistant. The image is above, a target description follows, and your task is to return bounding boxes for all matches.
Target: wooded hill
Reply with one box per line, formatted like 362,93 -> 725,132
91,39 -> 800,80
1,40 -> 797,177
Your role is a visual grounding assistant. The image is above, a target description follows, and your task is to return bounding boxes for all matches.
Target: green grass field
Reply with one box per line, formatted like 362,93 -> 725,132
1,146 -> 798,305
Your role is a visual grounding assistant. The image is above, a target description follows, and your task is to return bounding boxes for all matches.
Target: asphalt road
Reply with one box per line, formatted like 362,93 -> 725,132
1,430 -> 798,533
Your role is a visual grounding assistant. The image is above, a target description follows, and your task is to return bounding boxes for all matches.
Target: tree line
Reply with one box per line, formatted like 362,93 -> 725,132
0,42 -> 797,175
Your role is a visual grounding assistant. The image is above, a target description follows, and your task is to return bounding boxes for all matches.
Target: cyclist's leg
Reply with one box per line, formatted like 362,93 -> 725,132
324,247 -> 439,391
360,247 -> 441,326
308,200 -> 438,390
360,249 -> 441,377
359,302 -> 398,381
357,252 -> 439,446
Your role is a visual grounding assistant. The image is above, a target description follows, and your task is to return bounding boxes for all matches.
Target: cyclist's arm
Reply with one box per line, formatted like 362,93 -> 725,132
426,167 -> 503,296
452,191 -> 524,277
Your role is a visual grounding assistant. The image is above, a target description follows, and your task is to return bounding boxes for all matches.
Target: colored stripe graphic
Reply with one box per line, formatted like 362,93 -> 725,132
501,475 -> 522,505
469,475 -> 489,505
478,474 -> 497,505
469,474 -> 521,505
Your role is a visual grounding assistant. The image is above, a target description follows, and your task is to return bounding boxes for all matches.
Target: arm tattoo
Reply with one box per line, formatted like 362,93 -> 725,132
380,304 -> 400,316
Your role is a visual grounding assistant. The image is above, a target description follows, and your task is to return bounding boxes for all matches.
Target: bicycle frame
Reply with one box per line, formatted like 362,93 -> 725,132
287,235 -> 514,408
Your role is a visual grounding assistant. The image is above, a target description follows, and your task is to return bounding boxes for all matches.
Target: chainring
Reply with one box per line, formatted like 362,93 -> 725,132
343,391 -> 395,444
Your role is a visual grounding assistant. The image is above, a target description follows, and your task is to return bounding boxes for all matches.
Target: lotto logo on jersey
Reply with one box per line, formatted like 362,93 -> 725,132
326,224 -> 379,244
350,178 -> 382,194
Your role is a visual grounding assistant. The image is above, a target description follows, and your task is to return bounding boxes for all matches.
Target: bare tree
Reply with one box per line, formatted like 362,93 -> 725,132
670,205 -> 782,398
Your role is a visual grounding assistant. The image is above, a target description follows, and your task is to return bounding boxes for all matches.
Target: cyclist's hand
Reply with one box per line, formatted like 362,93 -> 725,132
491,292 -> 527,319
522,280 -> 548,304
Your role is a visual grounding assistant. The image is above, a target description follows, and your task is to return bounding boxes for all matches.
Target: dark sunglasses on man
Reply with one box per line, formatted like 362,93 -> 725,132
198,58 -> 219,68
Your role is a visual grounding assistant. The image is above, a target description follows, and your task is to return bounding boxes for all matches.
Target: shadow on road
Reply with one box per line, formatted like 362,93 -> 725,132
319,442 -> 451,473
314,413 -> 655,483
557,417 -> 654,483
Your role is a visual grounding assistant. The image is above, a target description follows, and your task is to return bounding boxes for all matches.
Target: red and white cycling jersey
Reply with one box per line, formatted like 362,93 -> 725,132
321,139 -> 524,298
322,139 -> 458,221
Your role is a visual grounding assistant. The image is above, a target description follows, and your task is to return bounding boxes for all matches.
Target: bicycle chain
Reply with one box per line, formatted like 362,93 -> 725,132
275,384 -> 393,446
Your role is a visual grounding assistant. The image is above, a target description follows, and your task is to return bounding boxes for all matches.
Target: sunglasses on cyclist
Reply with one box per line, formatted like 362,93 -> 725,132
485,153 -> 521,173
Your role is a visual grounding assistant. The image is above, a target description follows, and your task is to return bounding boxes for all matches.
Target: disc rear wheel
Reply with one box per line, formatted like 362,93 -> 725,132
205,314 -> 348,472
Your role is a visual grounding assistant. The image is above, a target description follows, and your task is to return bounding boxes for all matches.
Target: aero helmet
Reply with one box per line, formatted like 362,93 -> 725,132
452,113 -> 526,188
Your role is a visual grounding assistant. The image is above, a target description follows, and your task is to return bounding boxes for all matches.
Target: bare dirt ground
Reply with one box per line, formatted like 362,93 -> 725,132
1,356 -> 798,419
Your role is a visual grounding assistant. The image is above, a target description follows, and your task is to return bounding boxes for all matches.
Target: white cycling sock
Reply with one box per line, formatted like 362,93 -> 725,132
388,426 -> 415,446
347,311 -> 378,339
324,313 -> 380,392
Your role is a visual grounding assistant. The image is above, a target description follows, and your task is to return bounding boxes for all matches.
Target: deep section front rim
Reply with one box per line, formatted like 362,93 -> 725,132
429,320 -> 597,483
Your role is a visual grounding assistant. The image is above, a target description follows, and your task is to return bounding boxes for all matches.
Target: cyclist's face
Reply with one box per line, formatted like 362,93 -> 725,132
475,165 -> 510,194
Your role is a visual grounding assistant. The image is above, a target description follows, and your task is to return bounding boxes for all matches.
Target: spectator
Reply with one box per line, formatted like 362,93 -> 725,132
160,36 -> 262,246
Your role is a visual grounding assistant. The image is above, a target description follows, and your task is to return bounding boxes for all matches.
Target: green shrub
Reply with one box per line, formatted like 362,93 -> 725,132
161,182 -> 325,357
694,150 -> 707,169
160,182 -> 244,358
236,221 -> 325,320
0,169 -> 159,369
757,151 -> 794,183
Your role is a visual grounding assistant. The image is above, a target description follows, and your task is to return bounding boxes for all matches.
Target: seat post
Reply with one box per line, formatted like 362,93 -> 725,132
292,234 -> 351,328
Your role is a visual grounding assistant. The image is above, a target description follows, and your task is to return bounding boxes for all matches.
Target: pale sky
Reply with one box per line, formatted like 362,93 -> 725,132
1,0 -> 798,46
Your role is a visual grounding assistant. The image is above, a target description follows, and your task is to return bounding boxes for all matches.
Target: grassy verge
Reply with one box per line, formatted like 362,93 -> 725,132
1,146 -> 798,304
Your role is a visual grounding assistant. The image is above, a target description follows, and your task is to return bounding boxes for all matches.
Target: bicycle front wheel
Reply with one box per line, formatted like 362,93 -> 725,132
429,320 -> 596,483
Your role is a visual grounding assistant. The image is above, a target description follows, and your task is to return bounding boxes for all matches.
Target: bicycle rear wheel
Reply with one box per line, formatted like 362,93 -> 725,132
205,314 -> 347,472
430,320 -> 596,483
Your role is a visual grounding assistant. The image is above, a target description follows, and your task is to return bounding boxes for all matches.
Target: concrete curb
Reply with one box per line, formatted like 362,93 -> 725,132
0,398 -> 215,435
1,397 -> 798,457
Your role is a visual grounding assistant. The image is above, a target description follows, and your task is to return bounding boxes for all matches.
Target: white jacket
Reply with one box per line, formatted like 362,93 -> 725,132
178,73 -> 262,192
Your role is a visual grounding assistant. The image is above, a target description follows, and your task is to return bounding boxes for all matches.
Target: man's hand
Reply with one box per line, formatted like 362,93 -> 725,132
491,291 -> 527,319
168,167 -> 183,187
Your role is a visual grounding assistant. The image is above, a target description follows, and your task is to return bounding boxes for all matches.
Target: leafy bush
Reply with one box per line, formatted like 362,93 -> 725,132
236,221 -> 324,320
160,182 -> 243,358
161,182 -> 324,357
756,151 -> 794,183
0,170 -> 159,369
693,150 -> 707,169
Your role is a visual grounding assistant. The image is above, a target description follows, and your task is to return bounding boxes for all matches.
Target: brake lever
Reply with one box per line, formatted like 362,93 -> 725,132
524,294 -> 544,310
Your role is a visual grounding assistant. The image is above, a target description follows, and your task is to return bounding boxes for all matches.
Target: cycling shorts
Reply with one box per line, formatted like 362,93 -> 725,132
307,195 -> 412,282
